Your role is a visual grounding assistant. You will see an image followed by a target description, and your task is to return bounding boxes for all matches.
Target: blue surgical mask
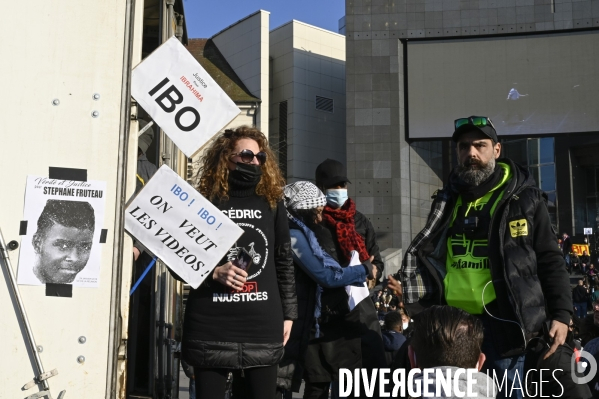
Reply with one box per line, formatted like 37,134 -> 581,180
326,189 -> 348,208
402,322 -> 409,330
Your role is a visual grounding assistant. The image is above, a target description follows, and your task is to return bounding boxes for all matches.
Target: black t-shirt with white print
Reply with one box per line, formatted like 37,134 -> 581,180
183,193 -> 287,344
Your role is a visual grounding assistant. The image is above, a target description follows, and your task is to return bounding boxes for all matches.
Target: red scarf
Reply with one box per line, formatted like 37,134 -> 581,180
322,198 -> 370,262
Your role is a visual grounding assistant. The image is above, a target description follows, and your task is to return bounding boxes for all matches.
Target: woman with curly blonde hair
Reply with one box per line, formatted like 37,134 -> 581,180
197,126 -> 285,209
181,126 -> 297,399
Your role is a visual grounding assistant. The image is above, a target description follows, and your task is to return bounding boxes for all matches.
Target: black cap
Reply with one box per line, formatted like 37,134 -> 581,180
452,120 -> 498,143
315,159 -> 351,188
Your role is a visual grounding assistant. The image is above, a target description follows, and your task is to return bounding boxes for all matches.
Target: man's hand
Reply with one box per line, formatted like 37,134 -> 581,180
543,320 -> 569,359
283,320 -> 293,346
369,255 -> 378,279
133,246 -> 141,261
212,262 -> 247,291
387,274 -> 403,297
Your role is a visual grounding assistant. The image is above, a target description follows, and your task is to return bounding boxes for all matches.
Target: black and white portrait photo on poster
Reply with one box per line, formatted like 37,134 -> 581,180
17,176 -> 107,287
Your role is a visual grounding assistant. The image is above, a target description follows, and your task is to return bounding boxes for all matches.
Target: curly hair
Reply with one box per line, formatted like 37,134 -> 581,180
197,126 -> 285,209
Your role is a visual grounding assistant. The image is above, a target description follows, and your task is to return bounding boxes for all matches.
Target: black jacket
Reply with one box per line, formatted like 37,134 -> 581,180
563,236 -> 573,255
354,211 -> 385,281
402,159 -> 572,354
312,209 -> 384,281
276,256 -> 318,391
581,255 -> 591,265
182,195 -> 297,369
573,285 -> 589,303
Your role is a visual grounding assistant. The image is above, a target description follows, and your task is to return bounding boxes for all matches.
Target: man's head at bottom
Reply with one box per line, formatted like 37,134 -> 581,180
409,305 -> 485,371
32,200 -> 95,284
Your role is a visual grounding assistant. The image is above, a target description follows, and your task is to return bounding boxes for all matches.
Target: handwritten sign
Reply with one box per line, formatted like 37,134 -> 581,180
131,36 -> 240,158
125,165 -> 243,288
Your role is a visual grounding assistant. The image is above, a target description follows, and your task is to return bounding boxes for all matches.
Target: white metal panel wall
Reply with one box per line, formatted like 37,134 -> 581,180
0,1 -> 141,397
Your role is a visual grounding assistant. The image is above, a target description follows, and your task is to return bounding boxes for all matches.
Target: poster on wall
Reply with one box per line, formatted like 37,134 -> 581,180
17,176 -> 107,288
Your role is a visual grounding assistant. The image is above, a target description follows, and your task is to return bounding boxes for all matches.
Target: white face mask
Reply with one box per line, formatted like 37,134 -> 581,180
403,322 -> 409,330
325,189 -> 348,208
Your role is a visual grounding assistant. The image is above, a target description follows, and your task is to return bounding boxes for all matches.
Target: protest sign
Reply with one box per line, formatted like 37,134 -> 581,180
572,244 -> 590,256
131,36 -> 240,158
17,176 -> 107,287
124,165 -> 243,288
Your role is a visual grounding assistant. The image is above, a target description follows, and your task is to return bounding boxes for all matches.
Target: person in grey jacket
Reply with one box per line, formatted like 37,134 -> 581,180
408,305 -> 495,399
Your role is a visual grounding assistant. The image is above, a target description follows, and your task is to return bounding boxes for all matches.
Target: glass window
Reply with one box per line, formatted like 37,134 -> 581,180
540,165 -> 556,192
586,197 -> 597,232
546,191 -> 557,208
587,168 -> 595,193
539,138 -> 554,164
529,166 -> 540,188
528,139 -> 540,165
547,191 -> 558,227
502,140 -> 527,166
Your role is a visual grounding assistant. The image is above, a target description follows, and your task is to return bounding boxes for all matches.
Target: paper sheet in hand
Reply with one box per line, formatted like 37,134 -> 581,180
345,250 -> 370,310
125,165 -> 243,288
131,36 -> 240,157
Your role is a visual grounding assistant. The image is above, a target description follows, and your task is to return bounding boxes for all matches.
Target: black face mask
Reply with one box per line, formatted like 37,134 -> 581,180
230,162 -> 262,184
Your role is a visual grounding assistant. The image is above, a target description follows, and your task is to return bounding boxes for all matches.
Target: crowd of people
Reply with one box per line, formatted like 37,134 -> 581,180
134,117 -> 599,399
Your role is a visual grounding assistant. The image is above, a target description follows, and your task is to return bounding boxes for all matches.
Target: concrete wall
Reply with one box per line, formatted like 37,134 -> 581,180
213,11 -> 270,135
270,21 -> 346,182
345,0 -> 598,252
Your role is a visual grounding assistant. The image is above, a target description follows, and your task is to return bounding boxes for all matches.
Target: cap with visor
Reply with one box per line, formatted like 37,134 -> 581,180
452,116 -> 498,143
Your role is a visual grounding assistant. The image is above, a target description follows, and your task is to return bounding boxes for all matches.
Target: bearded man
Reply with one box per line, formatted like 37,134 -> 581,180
392,116 -> 572,399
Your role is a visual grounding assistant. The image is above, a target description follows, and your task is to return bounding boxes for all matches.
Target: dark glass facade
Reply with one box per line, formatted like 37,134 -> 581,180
502,137 -> 557,227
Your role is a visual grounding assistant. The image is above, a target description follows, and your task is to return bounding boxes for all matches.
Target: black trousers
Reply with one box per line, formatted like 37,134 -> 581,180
195,365 -> 277,399
303,381 -> 330,399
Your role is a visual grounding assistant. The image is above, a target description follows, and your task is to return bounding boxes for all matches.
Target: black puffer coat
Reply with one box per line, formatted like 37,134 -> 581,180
182,189 -> 297,369
402,159 -> 572,356
354,211 -> 385,281
276,259 -> 317,391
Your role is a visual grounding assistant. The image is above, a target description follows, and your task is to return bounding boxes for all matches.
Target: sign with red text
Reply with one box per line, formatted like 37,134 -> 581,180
131,36 -> 240,157
125,165 -> 243,288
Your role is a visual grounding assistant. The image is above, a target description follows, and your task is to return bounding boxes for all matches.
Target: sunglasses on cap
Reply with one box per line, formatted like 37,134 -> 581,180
230,149 -> 267,165
454,116 -> 496,130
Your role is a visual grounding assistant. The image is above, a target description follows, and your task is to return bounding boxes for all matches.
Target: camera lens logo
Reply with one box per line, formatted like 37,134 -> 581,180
572,350 -> 598,384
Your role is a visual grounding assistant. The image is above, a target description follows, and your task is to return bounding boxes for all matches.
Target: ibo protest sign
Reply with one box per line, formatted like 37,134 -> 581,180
131,36 -> 240,158
125,165 -> 243,288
